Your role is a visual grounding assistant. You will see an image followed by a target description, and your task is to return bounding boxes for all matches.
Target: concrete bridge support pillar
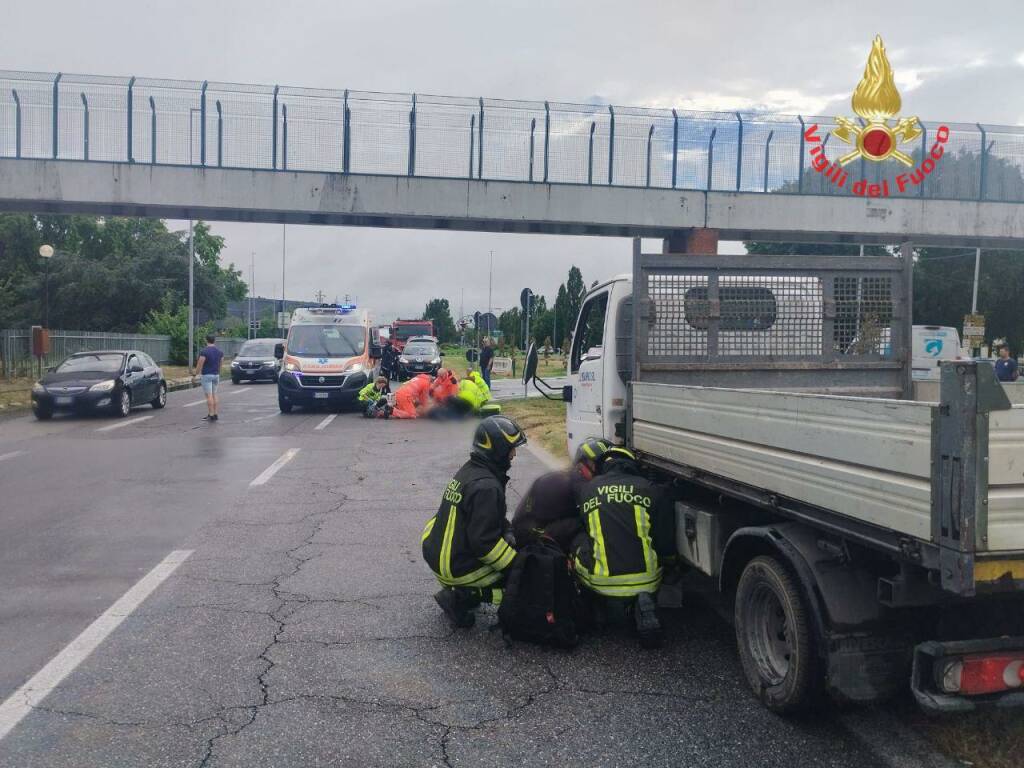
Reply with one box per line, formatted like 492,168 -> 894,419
663,228 -> 719,254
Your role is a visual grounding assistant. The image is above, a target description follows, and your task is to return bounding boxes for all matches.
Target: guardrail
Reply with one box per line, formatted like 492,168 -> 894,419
2,69 -> 1023,202
0,329 -> 171,378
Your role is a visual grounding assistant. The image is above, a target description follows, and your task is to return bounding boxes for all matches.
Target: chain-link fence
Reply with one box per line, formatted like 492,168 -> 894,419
2,69 -> 1023,202
1,329 -> 171,378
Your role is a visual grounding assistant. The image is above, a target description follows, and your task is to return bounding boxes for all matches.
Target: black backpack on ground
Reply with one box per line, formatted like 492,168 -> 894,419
496,538 -> 585,648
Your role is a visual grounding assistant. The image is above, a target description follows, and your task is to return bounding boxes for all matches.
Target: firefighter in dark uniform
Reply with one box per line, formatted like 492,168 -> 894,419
422,415 -> 528,627
511,436 -> 611,550
572,446 -> 675,648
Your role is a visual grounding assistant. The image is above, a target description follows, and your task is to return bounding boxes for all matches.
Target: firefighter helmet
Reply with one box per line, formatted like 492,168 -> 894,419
573,436 -> 612,478
472,415 -> 527,466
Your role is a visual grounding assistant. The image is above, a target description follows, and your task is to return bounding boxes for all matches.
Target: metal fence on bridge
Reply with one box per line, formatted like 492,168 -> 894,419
1,69 -> 1023,202
1,329 -> 171,378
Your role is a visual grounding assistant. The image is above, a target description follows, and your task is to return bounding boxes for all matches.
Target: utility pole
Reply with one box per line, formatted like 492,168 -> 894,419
487,250 -> 493,341
249,252 -> 255,339
188,221 -> 194,371
281,224 -> 287,316
971,247 -> 981,314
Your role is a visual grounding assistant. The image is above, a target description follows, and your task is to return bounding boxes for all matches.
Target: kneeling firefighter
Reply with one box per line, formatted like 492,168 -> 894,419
572,446 -> 675,648
422,415 -> 527,627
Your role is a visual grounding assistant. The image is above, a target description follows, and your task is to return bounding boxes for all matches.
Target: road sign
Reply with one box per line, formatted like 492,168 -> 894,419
520,288 -> 533,310
277,311 -> 291,328
963,313 -> 985,341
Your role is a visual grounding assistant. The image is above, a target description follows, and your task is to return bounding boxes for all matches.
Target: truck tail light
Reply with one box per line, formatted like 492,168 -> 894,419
939,655 -> 1024,695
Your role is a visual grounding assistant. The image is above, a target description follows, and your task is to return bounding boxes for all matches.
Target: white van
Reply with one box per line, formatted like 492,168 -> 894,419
274,305 -> 379,413
911,325 -> 961,381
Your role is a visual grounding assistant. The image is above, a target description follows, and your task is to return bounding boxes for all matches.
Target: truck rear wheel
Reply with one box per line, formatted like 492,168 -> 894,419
735,555 -> 818,714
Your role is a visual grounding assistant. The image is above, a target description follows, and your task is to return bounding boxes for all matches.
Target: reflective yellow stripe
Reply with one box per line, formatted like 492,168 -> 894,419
573,559 -> 662,595
437,564 -> 503,587
491,588 -> 503,605
440,505 -> 457,581
634,504 -> 655,576
588,509 -> 608,577
975,560 -> 1024,582
480,538 -> 515,570
421,517 -> 436,542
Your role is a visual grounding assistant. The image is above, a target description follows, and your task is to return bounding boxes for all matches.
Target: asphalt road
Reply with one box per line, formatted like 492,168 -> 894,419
0,382 -> 944,767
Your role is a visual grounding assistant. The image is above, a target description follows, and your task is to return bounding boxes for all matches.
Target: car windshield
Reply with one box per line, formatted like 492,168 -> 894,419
287,324 -> 365,357
56,353 -> 124,374
239,341 -> 279,358
404,343 -> 438,357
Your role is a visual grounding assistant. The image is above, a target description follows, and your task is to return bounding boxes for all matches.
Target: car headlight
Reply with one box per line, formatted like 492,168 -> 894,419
285,362 -> 298,371
32,382 -> 45,393
89,379 -> 116,392
344,362 -> 366,374
399,356 -> 410,364
231,360 -> 240,367
263,360 -> 277,367
431,357 -> 441,365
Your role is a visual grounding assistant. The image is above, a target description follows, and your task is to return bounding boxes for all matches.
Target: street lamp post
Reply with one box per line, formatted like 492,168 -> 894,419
38,244 -> 54,327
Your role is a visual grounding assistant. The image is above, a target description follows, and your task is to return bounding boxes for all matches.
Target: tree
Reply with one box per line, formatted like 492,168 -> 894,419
498,307 -> 521,348
422,298 -> 457,343
0,214 -> 248,332
139,294 -> 212,365
565,266 -> 585,333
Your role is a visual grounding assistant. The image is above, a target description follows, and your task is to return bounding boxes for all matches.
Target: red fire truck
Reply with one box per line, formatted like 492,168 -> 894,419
390,319 -> 434,352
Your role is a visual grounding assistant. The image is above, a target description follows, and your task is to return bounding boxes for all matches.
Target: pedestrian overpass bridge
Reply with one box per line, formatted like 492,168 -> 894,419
2,69 -> 1024,247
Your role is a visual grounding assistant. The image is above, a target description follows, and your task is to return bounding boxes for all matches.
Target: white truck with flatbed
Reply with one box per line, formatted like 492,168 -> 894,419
526,239 -> 1024,714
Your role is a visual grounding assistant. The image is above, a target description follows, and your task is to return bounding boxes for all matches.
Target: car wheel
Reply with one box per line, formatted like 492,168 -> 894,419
278,395 -> 293,414
114,388 -> 131,417
34,407 -> 53,421
735,556 -> 819,714
231,376 -> 240,385
151,381 -> 167,409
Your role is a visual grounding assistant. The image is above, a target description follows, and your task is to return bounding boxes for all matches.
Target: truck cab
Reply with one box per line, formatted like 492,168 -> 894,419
275,305 -> 379,413
566,274 -> 630,457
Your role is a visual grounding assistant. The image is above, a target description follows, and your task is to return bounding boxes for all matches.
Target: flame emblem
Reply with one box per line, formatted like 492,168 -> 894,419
832,36 -> 922,166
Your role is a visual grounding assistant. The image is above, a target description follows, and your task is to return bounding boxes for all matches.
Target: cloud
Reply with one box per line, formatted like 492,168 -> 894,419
649,88 -> 846,117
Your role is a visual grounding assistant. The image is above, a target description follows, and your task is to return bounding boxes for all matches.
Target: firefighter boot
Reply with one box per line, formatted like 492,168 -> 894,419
634,592 -> 663,649
433,588 -> 478,628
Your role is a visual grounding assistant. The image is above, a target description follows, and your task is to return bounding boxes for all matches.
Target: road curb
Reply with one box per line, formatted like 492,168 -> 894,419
837,710 -> 961,768
166,378 -> 198,393
525,442 -> 567,470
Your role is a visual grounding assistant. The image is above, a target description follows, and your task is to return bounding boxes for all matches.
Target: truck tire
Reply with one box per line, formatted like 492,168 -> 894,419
734,555 -> 818,714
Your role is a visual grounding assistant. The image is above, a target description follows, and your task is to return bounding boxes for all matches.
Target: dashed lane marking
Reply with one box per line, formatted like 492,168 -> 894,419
314,414 -> 337,431
0,450 -> 26,463
250,448 -> 300,487
96,415 -> 153,432
0,549 -> 193,742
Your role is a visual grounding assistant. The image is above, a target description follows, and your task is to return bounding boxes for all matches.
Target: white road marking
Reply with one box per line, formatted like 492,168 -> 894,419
96,415 -> 153,432
226,387 -> 253,396
250,448 -> 300,487
183,387 -> 254,408
314,414 -> 337,431
182,398 -> 206,408
0,450 -> 26,463
0,549 -> 193,742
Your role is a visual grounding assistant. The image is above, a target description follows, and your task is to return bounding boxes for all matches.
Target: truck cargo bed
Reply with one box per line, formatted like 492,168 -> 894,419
631,381 -> 1024,553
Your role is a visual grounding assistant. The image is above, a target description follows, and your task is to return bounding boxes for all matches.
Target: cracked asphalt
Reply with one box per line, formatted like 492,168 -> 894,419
0,383 -> 902,767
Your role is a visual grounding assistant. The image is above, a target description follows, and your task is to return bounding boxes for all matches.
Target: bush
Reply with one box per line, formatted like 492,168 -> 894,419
139,295 -> 211,365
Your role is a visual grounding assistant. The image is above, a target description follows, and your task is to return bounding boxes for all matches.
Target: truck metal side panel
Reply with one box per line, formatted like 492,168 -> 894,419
988,407 -> 1024,551
632,382 -> 1024,551
632,385 -> 933,539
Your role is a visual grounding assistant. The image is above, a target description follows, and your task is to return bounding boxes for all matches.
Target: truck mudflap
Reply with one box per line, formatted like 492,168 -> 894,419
912,637 -> 1024,712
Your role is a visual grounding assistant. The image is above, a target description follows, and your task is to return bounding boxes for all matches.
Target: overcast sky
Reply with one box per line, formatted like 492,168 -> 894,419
3,1 -> 1023,321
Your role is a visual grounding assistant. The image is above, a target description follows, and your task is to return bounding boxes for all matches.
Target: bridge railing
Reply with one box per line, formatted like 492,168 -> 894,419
2,69 -> 1023,203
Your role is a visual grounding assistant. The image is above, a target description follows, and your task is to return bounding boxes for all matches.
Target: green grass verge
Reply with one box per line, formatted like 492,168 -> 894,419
499,397 -> 568,461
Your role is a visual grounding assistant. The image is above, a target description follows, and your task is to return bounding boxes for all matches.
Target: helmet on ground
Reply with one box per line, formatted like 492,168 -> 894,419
472,415 -> 527,467
595,446 -> 637,474
574,437 -> 612,479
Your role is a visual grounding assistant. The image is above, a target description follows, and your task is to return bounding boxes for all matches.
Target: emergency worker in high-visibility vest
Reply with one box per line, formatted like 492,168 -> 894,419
572,446 -> 675,647
422,415 -> 527,627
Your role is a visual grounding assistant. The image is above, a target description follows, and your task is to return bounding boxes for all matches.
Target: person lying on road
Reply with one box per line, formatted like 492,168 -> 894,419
391,373 -> 434,419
